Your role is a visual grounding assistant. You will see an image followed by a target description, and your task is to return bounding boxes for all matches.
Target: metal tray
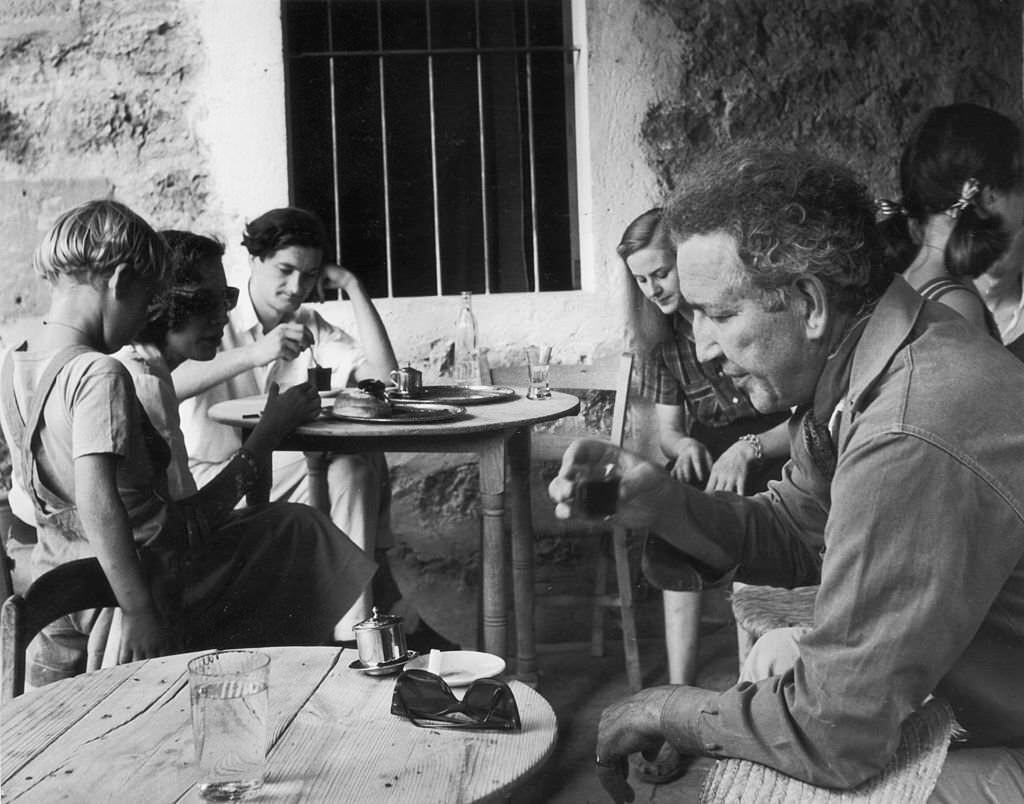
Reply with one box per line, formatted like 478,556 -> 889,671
391,385 -> 518,405
325,401 -> 466,424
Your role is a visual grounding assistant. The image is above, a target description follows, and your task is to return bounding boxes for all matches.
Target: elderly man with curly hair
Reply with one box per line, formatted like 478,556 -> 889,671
550,148 -> 1024,803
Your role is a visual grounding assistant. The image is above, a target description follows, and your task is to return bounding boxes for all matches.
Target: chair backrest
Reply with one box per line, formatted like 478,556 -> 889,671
1,556 -> 116,702
487,354 -> 634,455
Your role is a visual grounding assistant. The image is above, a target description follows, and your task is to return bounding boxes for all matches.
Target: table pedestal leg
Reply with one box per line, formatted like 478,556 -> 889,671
506,427 -> 538,684
478,440 -> 508,659
304,452 -> 331,514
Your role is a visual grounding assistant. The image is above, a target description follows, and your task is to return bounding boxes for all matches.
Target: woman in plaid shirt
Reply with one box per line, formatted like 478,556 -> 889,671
621,208 -> 790,493
618,208 -> 790,784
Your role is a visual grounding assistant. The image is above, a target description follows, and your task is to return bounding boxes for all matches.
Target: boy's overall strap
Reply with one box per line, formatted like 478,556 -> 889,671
0,345 -> 27,455
2,345 -> 97,510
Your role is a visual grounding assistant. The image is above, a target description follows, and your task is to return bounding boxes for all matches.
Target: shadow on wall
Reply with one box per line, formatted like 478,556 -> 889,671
639,0 -> 1022,197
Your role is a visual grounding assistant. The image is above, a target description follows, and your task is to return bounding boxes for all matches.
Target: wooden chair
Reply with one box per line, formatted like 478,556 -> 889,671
700,697 -> 956,803
486,353 -> 644,691
1,551 -> 116,703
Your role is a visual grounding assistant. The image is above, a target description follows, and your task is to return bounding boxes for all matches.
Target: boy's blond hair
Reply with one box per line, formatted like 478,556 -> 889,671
33,199 -> 170,287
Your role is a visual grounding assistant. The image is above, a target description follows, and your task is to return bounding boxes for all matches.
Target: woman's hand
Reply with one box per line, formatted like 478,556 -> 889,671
705,438 -> 760,495
253,381 -> 322,442
669,437 -> 712,485
118,606 -> 168,663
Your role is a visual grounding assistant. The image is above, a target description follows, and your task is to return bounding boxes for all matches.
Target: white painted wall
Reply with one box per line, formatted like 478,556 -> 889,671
186,0 -> 290,245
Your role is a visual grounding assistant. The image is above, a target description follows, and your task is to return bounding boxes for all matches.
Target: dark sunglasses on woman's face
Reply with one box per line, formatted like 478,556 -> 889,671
171,285 -> 240,317
390,668 -> 522,731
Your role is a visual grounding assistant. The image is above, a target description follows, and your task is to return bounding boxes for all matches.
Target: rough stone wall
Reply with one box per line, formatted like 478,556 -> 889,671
0,0 -> 208,325
639,0 -> 1023,198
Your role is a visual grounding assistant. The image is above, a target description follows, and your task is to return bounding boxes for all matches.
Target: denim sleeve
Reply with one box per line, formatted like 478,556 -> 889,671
671,431 -> 1024,788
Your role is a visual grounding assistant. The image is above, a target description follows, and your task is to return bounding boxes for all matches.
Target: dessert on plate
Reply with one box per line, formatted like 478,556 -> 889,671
332,380 -> 393,418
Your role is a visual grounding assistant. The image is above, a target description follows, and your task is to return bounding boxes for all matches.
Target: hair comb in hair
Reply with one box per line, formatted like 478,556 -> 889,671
874,198 -> 907,220
945,178 -> 980,219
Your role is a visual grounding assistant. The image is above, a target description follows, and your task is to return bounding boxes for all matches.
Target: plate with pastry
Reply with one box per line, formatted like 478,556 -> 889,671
327,389 -> 465,424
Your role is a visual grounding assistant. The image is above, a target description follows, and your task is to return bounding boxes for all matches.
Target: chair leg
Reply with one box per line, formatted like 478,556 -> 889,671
612,527 -> 642,693
590,534 -> 609,658
663,590 -> 701,685
1,596 -> 27,704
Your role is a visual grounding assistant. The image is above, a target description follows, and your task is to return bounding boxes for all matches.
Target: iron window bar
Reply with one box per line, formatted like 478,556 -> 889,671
285,1 -> 579,297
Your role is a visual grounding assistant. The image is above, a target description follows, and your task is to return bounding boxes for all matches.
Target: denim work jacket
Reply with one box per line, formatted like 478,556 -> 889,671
660,277 -> 1024,787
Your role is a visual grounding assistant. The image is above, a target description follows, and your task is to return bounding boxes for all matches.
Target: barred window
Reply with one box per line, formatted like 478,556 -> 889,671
283,0 -> 581,298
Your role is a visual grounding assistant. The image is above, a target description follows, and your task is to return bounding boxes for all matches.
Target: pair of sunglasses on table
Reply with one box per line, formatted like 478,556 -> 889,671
391,668 -> 521,731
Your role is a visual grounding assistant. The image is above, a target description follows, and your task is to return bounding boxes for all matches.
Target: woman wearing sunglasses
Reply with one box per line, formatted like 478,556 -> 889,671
111,229 -> 376,649
117,233 -> 244,498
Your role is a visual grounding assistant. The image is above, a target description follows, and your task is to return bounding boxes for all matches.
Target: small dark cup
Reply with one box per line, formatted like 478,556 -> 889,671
308,366 -> 331,391
577,464 -> 621,517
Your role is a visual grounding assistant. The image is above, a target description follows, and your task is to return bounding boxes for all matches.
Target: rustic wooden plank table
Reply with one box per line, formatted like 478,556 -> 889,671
209,389 -> 580,681
1,646 -> 558,803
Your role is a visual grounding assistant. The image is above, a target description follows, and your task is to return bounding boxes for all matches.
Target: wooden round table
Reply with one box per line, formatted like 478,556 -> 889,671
1,646 -> 558,802
209,389 -> 580,680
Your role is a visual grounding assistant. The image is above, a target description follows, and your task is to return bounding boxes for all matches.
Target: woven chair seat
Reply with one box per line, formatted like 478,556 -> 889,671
731,584 -> 818,640
700,697 -> 956,803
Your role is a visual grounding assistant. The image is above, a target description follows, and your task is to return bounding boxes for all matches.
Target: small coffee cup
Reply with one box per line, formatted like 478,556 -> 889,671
576,463 -> 621,518
389,366 -> 423,397
308,366 -> 331,391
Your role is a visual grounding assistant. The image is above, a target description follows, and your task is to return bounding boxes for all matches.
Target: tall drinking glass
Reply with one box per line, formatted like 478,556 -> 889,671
188,650 -> 271,801
526,345 -> 552,400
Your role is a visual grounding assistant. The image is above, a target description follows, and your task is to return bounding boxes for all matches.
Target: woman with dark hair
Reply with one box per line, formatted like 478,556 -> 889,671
618,208 -> 790,783
878,103 -> 1023,337
113,232 -> 375,646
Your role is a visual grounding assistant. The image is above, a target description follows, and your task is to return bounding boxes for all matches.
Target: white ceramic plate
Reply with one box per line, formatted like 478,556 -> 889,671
405,650 -> 506,686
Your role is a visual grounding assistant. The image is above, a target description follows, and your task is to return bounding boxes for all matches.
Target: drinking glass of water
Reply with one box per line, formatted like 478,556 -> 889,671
526,345 -> 552,400
188,650 -> 271,801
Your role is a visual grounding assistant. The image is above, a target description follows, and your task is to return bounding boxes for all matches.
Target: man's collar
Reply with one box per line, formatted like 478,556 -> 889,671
845,276 -> 925,415
811,307 -> 871,424
233,281 -> 261,334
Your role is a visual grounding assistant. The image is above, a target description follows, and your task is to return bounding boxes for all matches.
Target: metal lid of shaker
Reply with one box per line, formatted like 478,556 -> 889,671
353,606 -> 403,631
